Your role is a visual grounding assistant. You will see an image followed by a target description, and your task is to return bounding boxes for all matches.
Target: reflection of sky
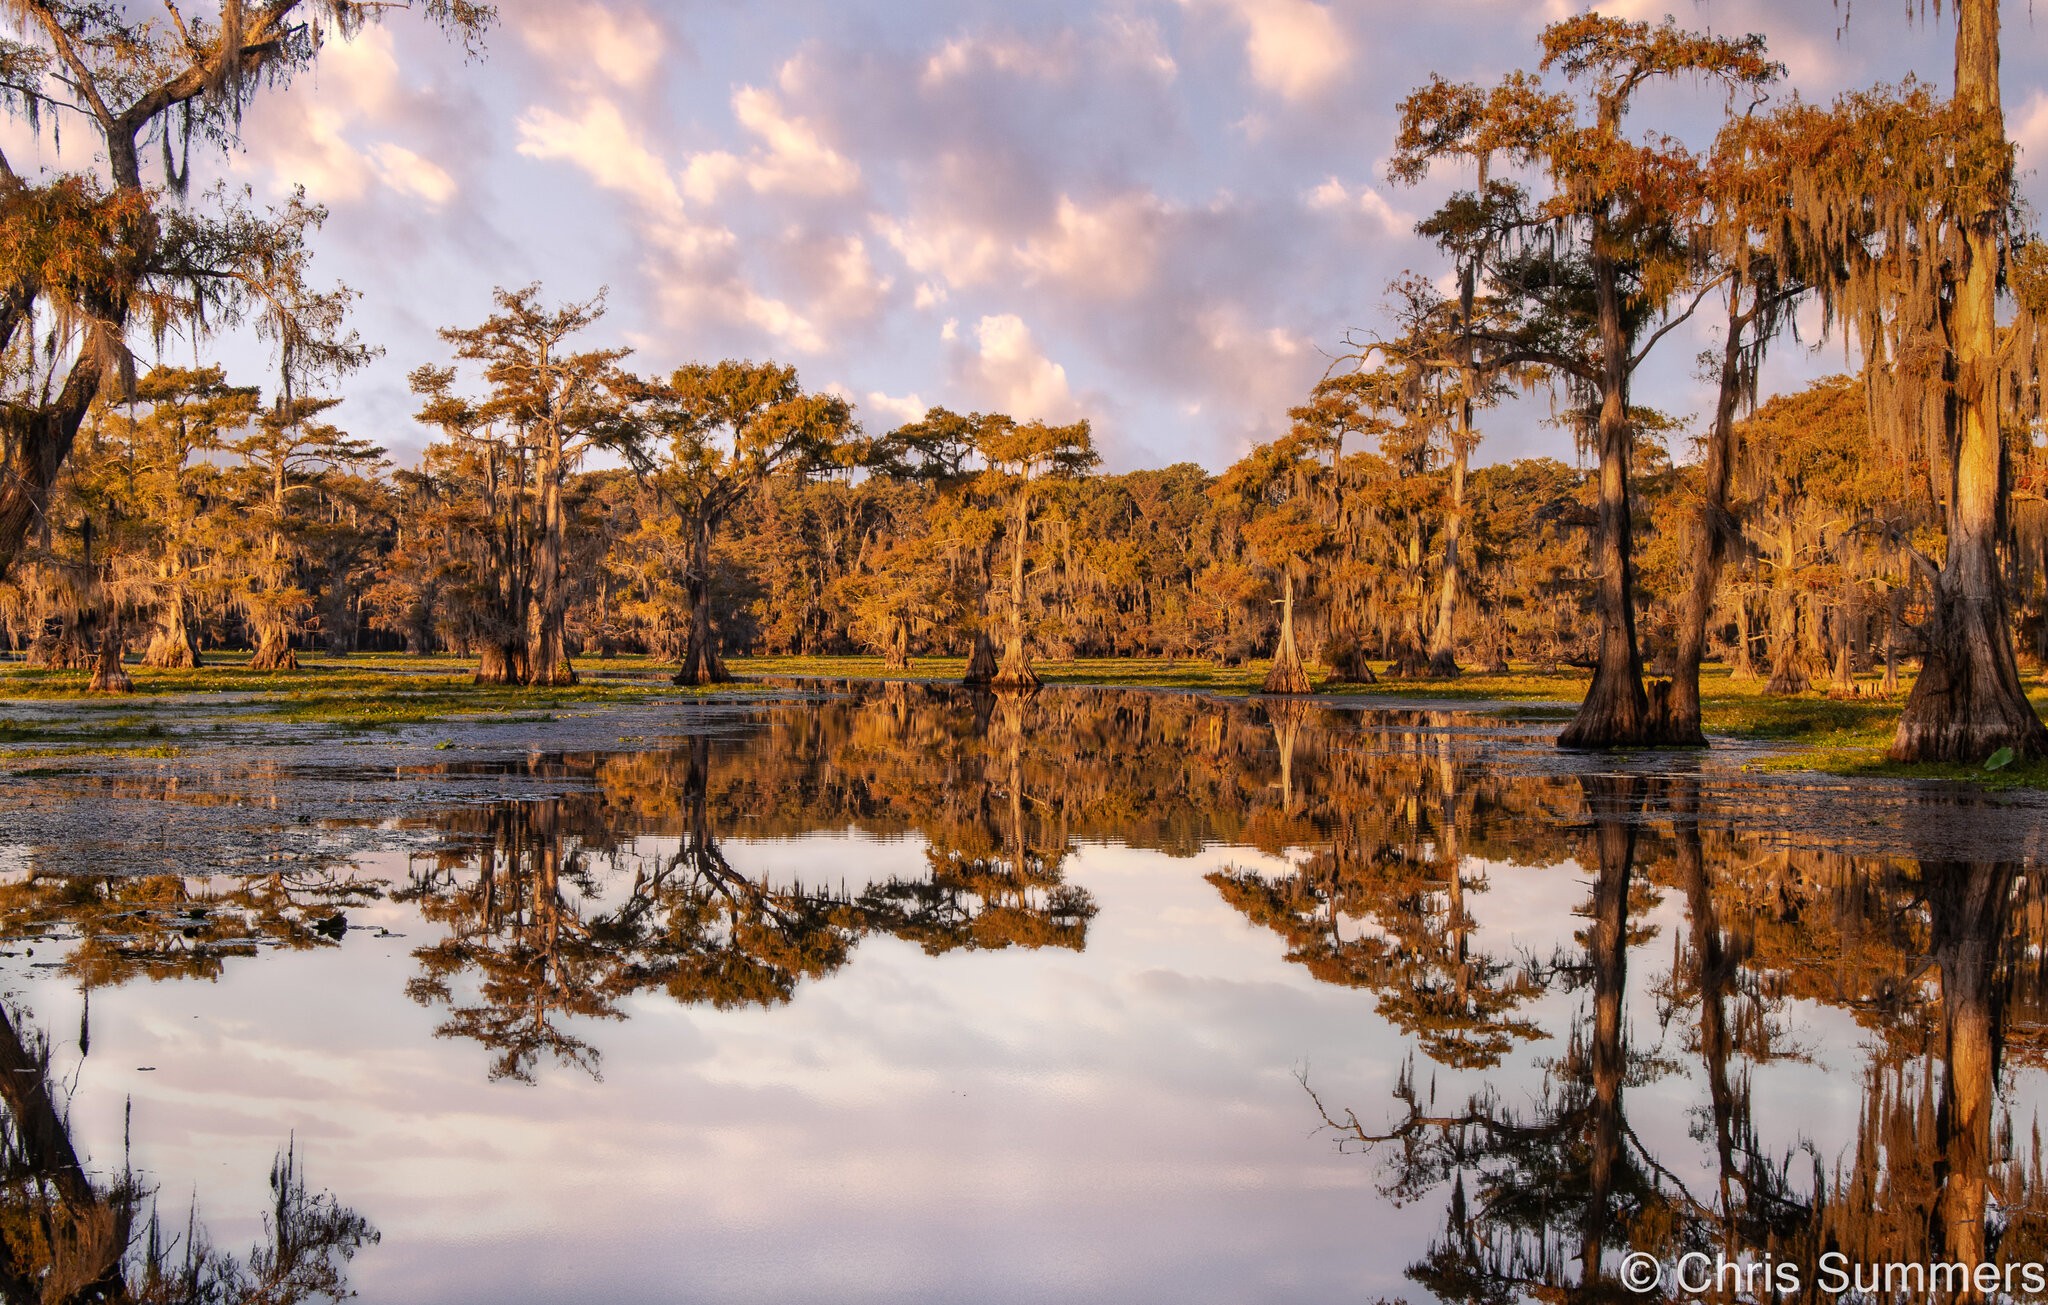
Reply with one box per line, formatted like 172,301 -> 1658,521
9,832 -> 2037,1303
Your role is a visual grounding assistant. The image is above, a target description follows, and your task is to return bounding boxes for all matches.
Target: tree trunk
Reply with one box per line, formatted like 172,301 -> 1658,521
1923,857 -> 2013,1289
1427,409 -> 1469,678
1883,586 -> 1906,696
142,582 -> 202,669
1667,289 -> 1749,746
1763,593 -> 1809,696
249,627 -> 300,672
1559,266 -> 1658,748
0,337 -> 109,582
475,640 -> 529,686
675,514 -> 731,686
991,492 -> 1040,690
1576,774 -> 1639,1290
1732,595 -> 1758,680
1262,571 -> 1313,694
1893,0 -> 2048,762
963,628 -> 999,685
529,438 -> 576,687
885,618 -> 910,670
1830,589 -> 1860,698
88,615 -> 132,694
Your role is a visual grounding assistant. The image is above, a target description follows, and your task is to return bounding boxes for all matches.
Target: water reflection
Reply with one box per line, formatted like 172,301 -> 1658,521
0,995 -> 374,1302
1307,777 -> 2048,1302
0,683 -> 2044,1301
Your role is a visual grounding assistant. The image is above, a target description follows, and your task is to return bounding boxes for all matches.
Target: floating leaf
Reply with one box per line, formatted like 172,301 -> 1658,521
1985,746 -> 2015,771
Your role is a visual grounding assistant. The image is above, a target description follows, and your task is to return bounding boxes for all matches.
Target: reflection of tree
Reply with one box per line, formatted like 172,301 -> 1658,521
1309,776 -> 1693,1302
400,800 -> 628,1082
0,867 -> 381,988
0,998 -> 375,1303
856,692 -> 1096,955
1308,787 -> 2048,1303
1813,857 -> 2048,1291
397,691 -> 1113,1079
593,736 -> 863,1008
1210,723 -> 1545,1070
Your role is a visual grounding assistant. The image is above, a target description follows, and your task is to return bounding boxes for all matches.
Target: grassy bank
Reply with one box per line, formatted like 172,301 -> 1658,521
3,651 -> 2045,787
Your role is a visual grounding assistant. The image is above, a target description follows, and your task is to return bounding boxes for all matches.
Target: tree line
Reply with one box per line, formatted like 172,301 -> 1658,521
1,3 -> 2045,762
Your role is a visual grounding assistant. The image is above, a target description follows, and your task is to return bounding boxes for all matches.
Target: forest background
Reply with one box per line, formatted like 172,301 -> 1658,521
2,1 -> 2048,766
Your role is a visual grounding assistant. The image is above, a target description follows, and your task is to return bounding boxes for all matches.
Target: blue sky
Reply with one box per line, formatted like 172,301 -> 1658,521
21,0 -> 2048,471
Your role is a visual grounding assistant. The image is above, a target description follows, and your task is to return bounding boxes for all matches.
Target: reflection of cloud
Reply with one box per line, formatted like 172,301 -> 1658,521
46,839 -> 1459,1304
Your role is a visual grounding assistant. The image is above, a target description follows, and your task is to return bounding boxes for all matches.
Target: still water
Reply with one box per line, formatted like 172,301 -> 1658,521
1,683 -> 2045,1303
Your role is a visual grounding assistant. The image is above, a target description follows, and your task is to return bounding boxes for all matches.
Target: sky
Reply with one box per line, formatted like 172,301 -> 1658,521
20,0 -> 2048,471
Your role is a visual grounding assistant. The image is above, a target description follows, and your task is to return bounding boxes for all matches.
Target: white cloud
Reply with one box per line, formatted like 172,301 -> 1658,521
1190,0 -> 1353,103
517,98 -> 682,212
731,86 -> 862,197
515,1 -> 667,92
920,17 -> 1176,88
2018,91 -> 2048,171
1305,176 -> 1412,236
1019,193 -> 1167,299
922,32 -> 1079,86
369,143 -> 458,207
864,390 -> 929,425
968,314 -> 1082,420
682,150 -> 743,205
873,213 -> 1009,288
234,28 -> 466,209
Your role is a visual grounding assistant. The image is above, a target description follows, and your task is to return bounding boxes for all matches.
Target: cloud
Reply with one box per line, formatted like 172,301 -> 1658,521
513,1 -> 668,92
2017,91 -> 2048,172
516,97 -> 682,211
733,84 -> 863,197
962,314 -> 1084,421
920,17 -> 1177,88
873,211 -> 1009,289
922,31 -> 1081,86
1019,193 -> 1168,299
1190,0 -> 1353,103
233,27 -> 469,210
864,390 -> 929,425
1305,176 -> 1412,237
368,143 -> 458,207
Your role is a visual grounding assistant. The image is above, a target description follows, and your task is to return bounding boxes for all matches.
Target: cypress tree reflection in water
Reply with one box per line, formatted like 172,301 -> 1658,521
0,684 -> 2044,1299
1297,776 -> 2048,1304
0,996 -> 375,1303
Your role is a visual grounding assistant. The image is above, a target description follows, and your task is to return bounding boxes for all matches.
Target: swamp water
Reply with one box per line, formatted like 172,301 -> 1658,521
0,682 -> 2045,1303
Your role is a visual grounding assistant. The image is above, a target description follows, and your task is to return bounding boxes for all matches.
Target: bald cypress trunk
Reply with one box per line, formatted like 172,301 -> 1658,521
963,629 -> 999,685
530,433 -> 576,687
991,491 -> 1040,690
1262,572 -> 1313,695
1892,0 -> 2048,762
1559,252 -> 1659,747
1427,405 -> 1469,678
87,615 -> 131,694
1668,291 -> 1749,745
675,514 -> 731,686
